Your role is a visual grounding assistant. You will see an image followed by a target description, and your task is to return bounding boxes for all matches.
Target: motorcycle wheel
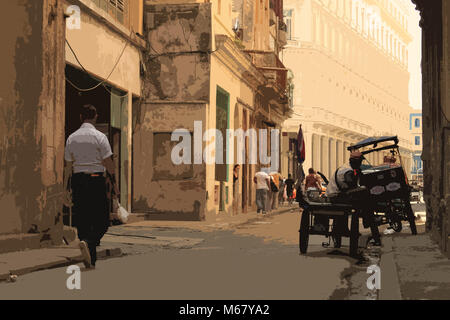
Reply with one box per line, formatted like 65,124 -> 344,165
299,210 -> 310,254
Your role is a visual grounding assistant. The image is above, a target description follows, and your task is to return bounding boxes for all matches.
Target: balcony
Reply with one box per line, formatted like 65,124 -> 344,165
244,50 -> 288,105
278,21 -> 288,47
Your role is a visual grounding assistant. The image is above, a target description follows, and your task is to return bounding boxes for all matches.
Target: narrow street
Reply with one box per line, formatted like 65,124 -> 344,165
0,204 -> 426,300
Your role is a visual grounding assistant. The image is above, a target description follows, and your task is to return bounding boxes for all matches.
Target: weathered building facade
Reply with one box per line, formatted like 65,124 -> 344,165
0,0 -> 66,252
412,0 -> 450,257
133,0 -> 290,220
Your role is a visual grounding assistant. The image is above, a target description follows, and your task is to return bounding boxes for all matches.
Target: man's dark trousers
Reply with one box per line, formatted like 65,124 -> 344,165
72,173 -> 109,266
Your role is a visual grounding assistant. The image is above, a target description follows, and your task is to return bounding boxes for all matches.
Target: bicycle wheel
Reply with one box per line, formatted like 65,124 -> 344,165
405,201 -> 417,235
299,209 -> 310,254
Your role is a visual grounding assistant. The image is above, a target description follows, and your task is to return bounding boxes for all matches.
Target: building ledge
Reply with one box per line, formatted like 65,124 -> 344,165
66,0 -> 146,49
214,35 -> 266,89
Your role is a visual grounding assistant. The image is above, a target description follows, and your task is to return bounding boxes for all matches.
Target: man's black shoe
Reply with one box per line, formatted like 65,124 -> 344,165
367,237 -> 382,247
372,240 -> 382,246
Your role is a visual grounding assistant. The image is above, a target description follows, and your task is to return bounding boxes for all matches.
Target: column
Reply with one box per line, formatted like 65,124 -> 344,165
312,134 -> 321,173
343,141 -> 349,164
329,138 -> 337,177
304,131 -> 314,175
337,139 -> 344,167
321,135 -> 330,178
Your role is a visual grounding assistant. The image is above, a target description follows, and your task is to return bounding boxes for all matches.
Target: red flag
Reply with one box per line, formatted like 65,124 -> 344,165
297,125 -> 305,164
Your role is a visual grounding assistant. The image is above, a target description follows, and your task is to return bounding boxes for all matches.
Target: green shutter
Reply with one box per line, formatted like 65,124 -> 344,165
215,86 -> 229,182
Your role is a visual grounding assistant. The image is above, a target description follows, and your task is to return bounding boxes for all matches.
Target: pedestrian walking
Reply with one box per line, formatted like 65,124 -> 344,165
267,171 -> 281,211
64,104 -> 120,268
278,177 -> 286,206
232,165 -> 240,215
285,174 -> 295,205
254,166 -> 270,214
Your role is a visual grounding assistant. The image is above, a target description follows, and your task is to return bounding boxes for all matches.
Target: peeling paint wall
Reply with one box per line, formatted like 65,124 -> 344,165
0,0 -> 65,243
133,3 -> 212,220
133,103 -> 206,220
144,3 -> 212,101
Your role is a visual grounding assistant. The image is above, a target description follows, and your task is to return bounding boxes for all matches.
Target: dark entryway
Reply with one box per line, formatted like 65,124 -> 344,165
63,64 -> 127,225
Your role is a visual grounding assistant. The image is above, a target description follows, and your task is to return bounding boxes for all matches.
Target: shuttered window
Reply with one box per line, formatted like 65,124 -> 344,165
92,0 -> 128,25
215,87 -> 230,182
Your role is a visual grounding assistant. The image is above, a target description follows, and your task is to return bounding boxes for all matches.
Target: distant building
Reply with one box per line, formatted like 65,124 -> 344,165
410,113 -> 423,183
280,0 -> 415,180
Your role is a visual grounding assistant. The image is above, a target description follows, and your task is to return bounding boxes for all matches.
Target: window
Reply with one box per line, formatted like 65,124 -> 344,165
284,9 -> 294,40
415,118 -> 420,128
93,0 -> 127,25
415,136 -> 421,146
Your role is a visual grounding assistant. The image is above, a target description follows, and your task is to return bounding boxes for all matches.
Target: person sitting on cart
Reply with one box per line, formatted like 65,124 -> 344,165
383,155 -> 397,167
325,151 -> 382,246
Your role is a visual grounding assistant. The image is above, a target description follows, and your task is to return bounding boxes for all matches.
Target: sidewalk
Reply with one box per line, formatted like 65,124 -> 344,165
0,240 -> 122,282
379,226 -> 450,300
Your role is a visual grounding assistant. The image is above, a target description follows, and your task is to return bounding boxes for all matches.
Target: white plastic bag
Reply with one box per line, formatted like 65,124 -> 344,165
118,205 -> 130,224
110,198 -> 120,221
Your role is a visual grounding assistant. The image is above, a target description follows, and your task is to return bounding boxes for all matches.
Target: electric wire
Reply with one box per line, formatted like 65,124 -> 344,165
64,29 -> 133,97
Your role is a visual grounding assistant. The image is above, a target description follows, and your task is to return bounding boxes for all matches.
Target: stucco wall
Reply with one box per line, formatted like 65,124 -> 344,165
133,102 -> 207,220
0,0 -> 65,243
133,3 -> 212,220
144,3 -> 212,101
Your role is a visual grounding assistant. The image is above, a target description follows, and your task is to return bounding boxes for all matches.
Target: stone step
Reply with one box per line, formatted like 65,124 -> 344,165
0,226 -> 78,255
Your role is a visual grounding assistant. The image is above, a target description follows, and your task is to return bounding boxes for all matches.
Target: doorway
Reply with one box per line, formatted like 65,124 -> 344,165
64,64 -> 128,224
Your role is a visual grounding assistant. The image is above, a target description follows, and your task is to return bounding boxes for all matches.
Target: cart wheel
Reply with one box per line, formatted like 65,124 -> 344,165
299,209 -> 310,254
349,213 -> 359,257
405,202 -> 417,235
389,218 -> 403,233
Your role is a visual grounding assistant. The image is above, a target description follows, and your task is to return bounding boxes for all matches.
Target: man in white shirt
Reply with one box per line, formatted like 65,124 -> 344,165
64,104 -> 119,268
254,166 -> 270,214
